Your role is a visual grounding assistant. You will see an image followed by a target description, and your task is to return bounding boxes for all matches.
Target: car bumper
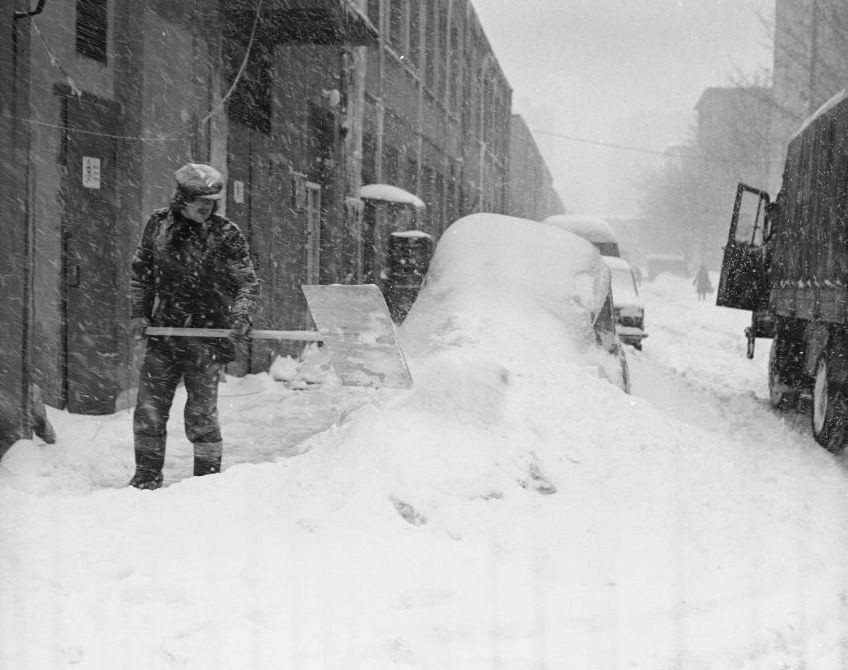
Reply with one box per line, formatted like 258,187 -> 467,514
616,325 -> 648,343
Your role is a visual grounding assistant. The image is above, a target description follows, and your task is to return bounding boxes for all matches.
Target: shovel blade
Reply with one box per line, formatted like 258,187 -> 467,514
302,284 -> 413,389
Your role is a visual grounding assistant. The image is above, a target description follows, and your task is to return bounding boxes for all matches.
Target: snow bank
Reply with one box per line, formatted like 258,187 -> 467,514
3,232 -> 848,669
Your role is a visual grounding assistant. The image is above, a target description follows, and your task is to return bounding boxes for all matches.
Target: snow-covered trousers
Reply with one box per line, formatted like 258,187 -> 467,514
133,339 -> 223,473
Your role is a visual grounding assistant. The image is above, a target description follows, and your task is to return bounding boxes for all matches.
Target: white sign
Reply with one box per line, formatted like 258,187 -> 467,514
82,156 -> 101,189
233,180 -> 245,204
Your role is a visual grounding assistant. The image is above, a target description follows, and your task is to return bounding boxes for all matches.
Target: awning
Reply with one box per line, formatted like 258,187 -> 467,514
225,0 -> 379,47
360,184 -> 426,209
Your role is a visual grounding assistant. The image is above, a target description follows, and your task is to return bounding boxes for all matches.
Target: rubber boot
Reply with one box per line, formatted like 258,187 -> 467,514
193,441 -> 223,476
131,436 -> 165,489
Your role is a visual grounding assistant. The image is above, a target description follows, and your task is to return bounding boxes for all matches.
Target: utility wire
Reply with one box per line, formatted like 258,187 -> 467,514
198,0 -> 264,128
533,128 -> 765,167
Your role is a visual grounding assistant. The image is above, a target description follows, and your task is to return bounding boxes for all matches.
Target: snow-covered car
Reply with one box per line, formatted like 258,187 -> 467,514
542,214 -> 620,257
401,212 -> 630,393
604,256 -> 648,350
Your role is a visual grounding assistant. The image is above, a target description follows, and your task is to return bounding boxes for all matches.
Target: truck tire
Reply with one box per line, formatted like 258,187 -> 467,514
811,353 -> 848,454
768,334 -> 797,410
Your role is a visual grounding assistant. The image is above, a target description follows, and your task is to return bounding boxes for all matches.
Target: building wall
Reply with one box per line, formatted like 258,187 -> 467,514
508,114 -> 563,221
363,0 -> 512,273
0,2 -> 33,443
771,0 -> 847,190
5,0 -> 556,418
694,86 -> 774,268
17,0 -> 225,410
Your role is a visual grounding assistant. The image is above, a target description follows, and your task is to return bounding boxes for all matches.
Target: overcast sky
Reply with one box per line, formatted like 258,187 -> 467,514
471,0 -> 776,216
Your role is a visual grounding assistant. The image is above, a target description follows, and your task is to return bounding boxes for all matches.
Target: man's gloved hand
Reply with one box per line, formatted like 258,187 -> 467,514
130,317 -> 150,342
228,319 -> 251,342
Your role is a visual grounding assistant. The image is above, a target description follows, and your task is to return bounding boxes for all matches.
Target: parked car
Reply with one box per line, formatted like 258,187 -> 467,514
401,213 -> 630,393
603,256 -> 648,350
542,214 -> 620,257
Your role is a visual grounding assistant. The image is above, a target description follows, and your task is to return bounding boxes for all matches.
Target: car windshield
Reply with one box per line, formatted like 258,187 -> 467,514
610,268 -> 638,300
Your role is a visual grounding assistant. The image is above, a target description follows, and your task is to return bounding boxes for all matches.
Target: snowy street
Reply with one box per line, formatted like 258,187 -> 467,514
3,271 -> 848,669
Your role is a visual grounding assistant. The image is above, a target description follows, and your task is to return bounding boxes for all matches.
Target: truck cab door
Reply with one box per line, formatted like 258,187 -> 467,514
717,183 -> 771,312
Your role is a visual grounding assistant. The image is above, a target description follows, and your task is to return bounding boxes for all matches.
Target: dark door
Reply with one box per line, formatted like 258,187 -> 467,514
716,183 -> 771,311
62,94 -> 120,414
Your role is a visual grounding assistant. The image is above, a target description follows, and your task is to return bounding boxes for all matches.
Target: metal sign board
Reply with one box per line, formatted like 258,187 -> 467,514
233,180 -> 245,203
82,156 -> 101,189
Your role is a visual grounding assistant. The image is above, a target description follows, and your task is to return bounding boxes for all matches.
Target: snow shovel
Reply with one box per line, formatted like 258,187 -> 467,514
145,284 -> 413,389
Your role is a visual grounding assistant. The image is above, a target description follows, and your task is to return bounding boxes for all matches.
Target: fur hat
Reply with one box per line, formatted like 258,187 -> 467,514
174,163 -> 225,200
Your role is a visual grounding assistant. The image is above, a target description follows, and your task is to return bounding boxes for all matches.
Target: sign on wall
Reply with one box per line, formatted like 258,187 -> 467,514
233,180 -> 245,204
82,156 -> 101,189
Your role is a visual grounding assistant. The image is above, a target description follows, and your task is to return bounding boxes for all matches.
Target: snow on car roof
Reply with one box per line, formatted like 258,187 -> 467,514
542,214 -> 618,244
401,212 -> 610,359
360,183 -> 426,209
602,256 -> 635,273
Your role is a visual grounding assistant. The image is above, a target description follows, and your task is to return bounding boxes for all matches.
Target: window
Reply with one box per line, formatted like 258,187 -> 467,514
367,0 -> 380,28
76,0 -> 107,63
383,144 -> 400,185
305,183 -> 322,284
408,2 -> 420,67
437,0 -> 448,100
424,2 -> 437,89
389,0 -> 404,52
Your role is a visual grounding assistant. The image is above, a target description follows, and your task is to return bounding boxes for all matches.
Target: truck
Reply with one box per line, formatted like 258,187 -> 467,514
717,90 -> 848,453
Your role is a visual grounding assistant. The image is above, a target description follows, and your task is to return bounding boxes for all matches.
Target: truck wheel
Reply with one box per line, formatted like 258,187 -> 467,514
768,335 -> 797,410
811,353 -> 848,454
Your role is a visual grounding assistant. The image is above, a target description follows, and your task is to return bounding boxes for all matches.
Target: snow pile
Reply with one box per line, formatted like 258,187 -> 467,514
269,345 -> 336,390
2,227 -> 848,669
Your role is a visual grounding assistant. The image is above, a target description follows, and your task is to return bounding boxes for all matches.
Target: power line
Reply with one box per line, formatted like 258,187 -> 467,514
533,129 -> 680,157
532,128 -> 762,167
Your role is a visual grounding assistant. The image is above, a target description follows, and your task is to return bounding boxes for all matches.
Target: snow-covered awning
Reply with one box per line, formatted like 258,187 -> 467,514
390,230 -> 432,239
360,184 -> 426,209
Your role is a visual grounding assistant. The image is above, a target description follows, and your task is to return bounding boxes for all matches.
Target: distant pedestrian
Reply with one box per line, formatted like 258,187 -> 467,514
693,264 -> 712,301
128,163 -> 260,489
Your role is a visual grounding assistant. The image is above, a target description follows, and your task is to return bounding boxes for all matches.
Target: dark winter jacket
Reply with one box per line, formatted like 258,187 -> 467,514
130,208 -> 260,350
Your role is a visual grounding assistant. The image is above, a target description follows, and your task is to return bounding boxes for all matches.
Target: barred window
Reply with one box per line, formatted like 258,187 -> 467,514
389,0 -> 404,52
367,0 -> 380,28
76,0 -> 107,63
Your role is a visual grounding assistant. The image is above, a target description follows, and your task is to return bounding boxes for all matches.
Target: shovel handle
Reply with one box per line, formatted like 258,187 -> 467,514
144,326 -> 324,342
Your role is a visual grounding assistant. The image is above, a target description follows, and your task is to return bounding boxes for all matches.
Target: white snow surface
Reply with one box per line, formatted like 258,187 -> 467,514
360,183 -> 426,209
542,214 -> 618,244
3,260 -> 848,668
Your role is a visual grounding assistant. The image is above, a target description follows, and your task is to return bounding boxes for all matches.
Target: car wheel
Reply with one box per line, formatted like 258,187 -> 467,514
811,353 -> 848,454
768,334 -> 797,410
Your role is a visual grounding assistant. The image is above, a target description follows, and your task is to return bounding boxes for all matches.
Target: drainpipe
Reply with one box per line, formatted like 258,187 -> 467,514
478,53 -> 492,212
11,1 -> 37,439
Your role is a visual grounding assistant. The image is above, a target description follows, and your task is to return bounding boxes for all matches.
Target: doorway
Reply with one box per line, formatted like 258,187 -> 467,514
60,92 -> 120,414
